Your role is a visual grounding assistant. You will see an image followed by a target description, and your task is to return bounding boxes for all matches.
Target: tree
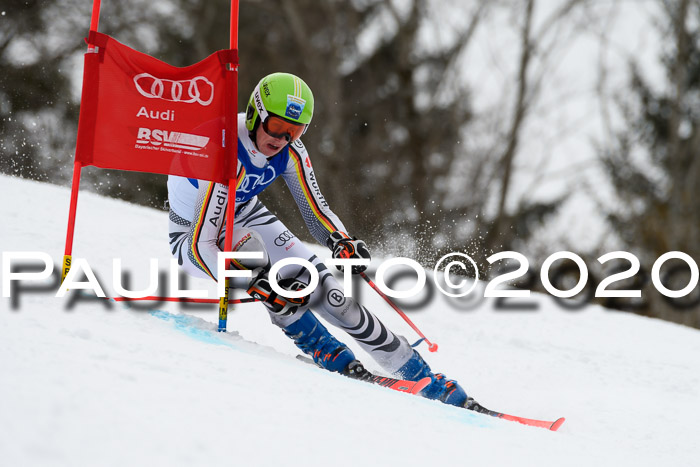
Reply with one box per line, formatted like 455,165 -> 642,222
600,0 -> 700,327
2,0 -> 580,271
0,0 -> 185,207
0,0 -> 77,182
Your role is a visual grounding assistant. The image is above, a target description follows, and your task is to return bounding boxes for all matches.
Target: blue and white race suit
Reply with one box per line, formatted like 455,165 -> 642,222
167,113 -> 414,373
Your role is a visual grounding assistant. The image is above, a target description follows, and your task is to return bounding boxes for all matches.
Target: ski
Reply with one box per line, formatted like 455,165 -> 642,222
295,355 -> 430,395
151,310 -> 565,431
467,400 -> 565,431
297,356 -> 564,430
364,373 -> 432,395
490,412 -> 565,431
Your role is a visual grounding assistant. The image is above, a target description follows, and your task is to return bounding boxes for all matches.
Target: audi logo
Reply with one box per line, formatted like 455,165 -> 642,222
238,167 -> 277,194
274,230 -> 294,247
133,73 -> 215,106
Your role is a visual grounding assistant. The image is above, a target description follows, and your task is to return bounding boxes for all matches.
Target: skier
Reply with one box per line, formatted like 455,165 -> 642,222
167,72 -> 473,408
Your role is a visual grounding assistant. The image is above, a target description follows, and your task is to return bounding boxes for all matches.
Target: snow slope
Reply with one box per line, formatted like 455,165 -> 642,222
1,174 -> 699,466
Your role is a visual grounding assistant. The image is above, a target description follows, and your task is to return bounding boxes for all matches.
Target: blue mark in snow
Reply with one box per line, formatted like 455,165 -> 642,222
150,311 -> 495,428
150,310 -> 235,349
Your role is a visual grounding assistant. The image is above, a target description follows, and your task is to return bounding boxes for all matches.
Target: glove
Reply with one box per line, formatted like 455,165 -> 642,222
247,269 -> 310,316
326,230 -> 371,274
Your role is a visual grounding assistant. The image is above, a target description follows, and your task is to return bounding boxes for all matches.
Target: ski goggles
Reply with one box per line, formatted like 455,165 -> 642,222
261,114 -> 307,142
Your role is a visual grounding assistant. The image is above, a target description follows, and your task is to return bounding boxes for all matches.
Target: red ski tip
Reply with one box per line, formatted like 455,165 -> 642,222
499,413 -> 566,431
550,417 -> 566,431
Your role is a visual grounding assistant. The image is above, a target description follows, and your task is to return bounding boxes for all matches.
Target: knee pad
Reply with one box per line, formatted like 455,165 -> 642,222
225,228 -> 270,270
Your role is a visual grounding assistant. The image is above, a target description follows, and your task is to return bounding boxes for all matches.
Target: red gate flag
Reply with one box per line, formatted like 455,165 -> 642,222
75,32 -> 238,183
62,1 -> 241,332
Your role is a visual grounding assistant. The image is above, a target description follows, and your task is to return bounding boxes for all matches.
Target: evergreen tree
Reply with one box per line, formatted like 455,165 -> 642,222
600,0 -> 700,327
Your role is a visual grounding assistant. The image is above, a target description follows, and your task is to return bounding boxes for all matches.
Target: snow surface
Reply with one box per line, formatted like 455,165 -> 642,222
1,174 -> 699,466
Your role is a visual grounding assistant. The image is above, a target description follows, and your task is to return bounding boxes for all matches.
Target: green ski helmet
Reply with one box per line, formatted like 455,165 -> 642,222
245,72 -> 314,140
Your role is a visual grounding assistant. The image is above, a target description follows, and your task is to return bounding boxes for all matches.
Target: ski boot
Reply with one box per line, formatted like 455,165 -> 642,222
283,311 -> 357,373
395,349 -> 469,407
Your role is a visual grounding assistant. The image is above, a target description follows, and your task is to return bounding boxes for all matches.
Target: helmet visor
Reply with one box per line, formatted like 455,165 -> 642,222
262,114 -> 307,142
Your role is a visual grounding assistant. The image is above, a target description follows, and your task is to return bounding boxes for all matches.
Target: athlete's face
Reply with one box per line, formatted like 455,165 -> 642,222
255,123 -> 288,157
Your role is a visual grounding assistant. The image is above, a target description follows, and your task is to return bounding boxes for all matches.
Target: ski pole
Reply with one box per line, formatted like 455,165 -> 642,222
358,271 -> 438,352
